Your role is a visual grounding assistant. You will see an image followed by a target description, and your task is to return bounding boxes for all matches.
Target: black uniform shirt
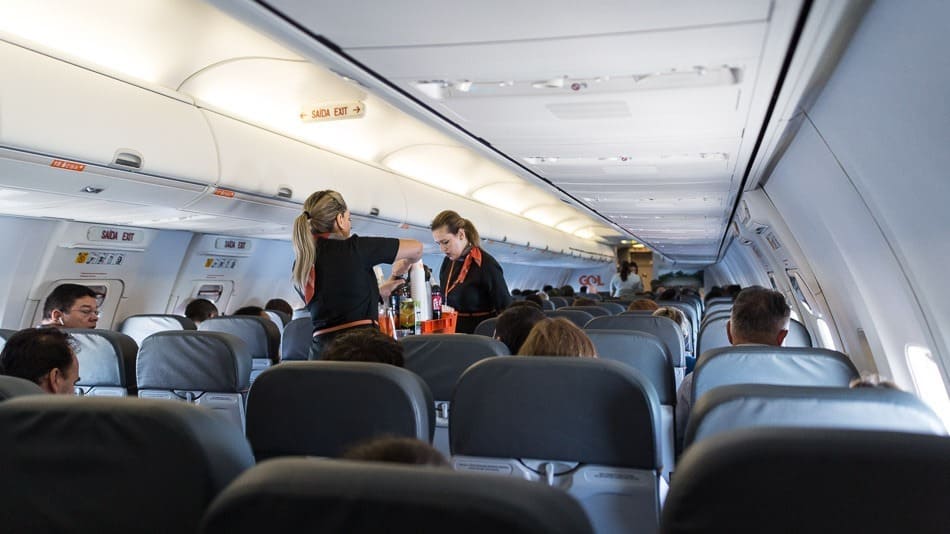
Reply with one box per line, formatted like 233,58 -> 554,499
439,247 -> 512,318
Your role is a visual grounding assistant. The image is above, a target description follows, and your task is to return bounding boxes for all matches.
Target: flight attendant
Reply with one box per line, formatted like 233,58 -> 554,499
292,190 -> 422,359
430,210 -> 511,334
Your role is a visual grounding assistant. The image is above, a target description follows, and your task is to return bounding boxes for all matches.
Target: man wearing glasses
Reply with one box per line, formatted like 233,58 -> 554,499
39,284 -> 100,329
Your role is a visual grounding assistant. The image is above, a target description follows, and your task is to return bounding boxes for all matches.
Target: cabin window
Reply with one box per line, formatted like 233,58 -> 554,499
786,272 -> 814,315
789,309 -> 801,323
815,318 -> 838,350
906,344 -> 950,431
196,284 -> 225,303
767,272 -> 778,290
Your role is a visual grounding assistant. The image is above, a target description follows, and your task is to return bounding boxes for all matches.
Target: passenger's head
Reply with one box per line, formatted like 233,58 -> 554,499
494,305 -> 546,353
343,436 -> 448,467
184,298 -> 218,324
619,260 -> 635,281
850,374 -> 899,390
518,318 -> 597,358
542,285 -> 554,293
430,210 -> 481,261
0,328 -> 79,395
323,328 -> 404,367
232,306 -> 266,318
572,297 -> 597,307
659,288 -> 679,301
654,307 -> 689,339
705,286 -> 725,301
727,286 -> 791,346
726,284 -> 743,298
511,289 -> 522,296
506,300 -> 542,311
41,284 -> 99,329
293,190 -> 350,293
560,285 -> 575,297
524,293 -> 546,308
264,298 -> 293,316
628,299 -> 659,312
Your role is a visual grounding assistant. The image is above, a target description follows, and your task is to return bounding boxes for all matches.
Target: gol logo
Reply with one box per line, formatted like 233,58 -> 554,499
578,275 -> 603,286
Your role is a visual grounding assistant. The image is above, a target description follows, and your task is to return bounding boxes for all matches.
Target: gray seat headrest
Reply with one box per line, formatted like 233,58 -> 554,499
597,302 -> 626,315
692,346 -> 859,401
661,428 -> 950,534
543,309 -> 594,328
0,396 -> 254,533
451,356 -> 661,469
559,305 -> 609,317
65,329 -> 138,393
202,458 -> 594,534
585,329 -> 674,404
685,384 -> 947,448
279,317 -> 312,361
786,318 -> 813,347
586,315 -> 685,366
118,314 -> 195,346
246,361 -> 434,460
200,316 -> 280,363
137,331 -> 251,392
0,375 -> 45,400
473,318 -> 498,338
400,334 -> 509,400
0,328 -> 16,351
697,318 -> 730,355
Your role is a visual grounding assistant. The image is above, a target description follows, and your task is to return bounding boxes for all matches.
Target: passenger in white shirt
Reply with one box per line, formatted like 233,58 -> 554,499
609,261 -> 643,299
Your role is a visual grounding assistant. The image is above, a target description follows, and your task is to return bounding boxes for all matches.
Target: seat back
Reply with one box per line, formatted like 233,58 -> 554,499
657,301 -> 698,347
704,296 -> 733,307
202,458 -> 594,534
137,331 -> 251,430
543,309 -> 594,328
549,296 -> 569,308
597,302 -> 626,315
586,315 -> 686,373
786,318 -> 813,347
697,317 -> 730,355
473,317 -> 497,337
560,305 -> 609,317
0,375 -> 44,400
267,309 -> 291,326
400,334 -> 509,455
279,317 -> 312,361
703,302 -> 732,317
263,311 -> 285,334
540,299 -> 556,310
685,384 -> 947,448
199,316 -> 280,381
452,356 -> 663,534
661,428 -> 950,534
0,328 -> 16,351
118,314 -> 195,346
0,396 -> 253,534
692,346 -> 859,402
67,329 -> 138,396
245,361 -> 434,461
585,329 -> 676,478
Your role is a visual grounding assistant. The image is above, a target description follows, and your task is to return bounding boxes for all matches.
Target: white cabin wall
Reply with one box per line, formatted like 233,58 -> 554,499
763,0 -> 950,393
0,216 -> 58,329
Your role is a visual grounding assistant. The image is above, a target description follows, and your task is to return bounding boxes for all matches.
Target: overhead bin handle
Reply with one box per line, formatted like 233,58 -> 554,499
111,149 -> 144,170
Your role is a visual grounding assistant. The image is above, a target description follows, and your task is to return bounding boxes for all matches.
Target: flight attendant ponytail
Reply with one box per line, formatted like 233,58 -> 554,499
292,190 -> 348,296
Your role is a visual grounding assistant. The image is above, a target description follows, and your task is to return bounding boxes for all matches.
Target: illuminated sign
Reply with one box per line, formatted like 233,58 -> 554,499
87,226 -> 143,244
299,101 -> 366,123
75,251 -> 125,266
51,159 -> 86,172
214,238 -> 252,252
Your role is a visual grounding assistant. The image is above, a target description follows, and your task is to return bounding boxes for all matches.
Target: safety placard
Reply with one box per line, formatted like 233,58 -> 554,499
75,251 -> 125,266
204,257 -> 238,269
299,101 -> 366,122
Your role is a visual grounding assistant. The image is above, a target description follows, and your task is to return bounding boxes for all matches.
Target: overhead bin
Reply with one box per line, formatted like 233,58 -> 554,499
0,41 -> 218,184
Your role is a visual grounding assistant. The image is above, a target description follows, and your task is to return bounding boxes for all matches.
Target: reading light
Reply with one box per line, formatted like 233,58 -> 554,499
82,186 -> 105,194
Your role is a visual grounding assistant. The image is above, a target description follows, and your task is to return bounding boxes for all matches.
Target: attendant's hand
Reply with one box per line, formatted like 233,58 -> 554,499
391,258 -> 412,278
379,277 -> 406,300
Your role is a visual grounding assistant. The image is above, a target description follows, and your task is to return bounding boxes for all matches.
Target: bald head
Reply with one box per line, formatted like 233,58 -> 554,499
727,286 -> 791,346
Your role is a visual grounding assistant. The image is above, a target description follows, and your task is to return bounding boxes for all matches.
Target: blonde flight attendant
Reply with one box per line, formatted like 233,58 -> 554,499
430,210 -> 511,334
292,191 -> 422,359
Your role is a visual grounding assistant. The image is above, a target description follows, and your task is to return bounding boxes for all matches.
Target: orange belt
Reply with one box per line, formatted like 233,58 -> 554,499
313,319 -> 376,338
456,311 -> 495,318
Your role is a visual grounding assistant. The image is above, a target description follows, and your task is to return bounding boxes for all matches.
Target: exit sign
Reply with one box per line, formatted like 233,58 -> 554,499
299,101 -> 366,123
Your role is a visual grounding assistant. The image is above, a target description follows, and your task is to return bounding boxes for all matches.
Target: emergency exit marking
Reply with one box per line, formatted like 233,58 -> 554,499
51,159 -> 86,172
87,226 -> 142,244
204,257 -> 238,269
75,251 -> 124,266
299,101 -> 366,123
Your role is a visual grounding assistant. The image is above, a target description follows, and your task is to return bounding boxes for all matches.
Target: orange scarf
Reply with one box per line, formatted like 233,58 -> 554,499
445,247 -> 482,296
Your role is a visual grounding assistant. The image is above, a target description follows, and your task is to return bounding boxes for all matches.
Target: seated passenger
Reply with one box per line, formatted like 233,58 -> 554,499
342,436 -> 448,467
517,318 -> 597,358
659,288 -> 679,301
505,300 -> 542,311
264,298 -> 293,317
494,305 -> 546,353
524,293 -> 547,308
233,305 -> 267,317
510,289 -> 522,296
322,328 -> 405,367
184,298 -> 218,325
38,283 -> 99,329
850,373 -> 899,389
572,297 -> 597,307
725,284 -> 743,299
0,328 -> 79,394
676,286 -> 790,444
704,286 -> 725,301
559,285 -> 575,298
654,306 -> 693,370
627,299 -> 659,312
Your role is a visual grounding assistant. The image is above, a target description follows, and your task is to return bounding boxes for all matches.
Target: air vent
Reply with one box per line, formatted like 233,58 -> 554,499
112,149 -> 143,169
546,101 -> 631,120
739,201 -> 751,224
765,231 -> 783,250
752,223 -> 770,235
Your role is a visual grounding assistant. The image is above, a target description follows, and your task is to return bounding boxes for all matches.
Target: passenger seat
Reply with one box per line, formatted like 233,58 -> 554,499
451,356 -> 664,534
67,329 -> 138,396
199,316 -> 280,382
137,331 -> 251,430
0,328 -> 16,351
586,315 -> 687,386
279,317 -> 312,361
203,457 -> 593,534
0,375 -> 44,401
118,314 -> 195,346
